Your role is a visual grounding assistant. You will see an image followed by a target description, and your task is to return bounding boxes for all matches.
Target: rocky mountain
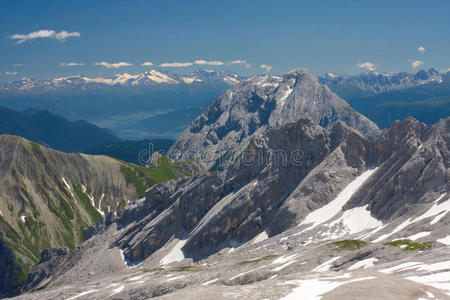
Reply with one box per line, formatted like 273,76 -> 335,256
320,68 -> 443,96
0,106 -> 119,153
169,68 -> 380,169
0,135 -> 196,298
0,70 -> 242,96
11,115 -> 448,299
6,69 -> 448,299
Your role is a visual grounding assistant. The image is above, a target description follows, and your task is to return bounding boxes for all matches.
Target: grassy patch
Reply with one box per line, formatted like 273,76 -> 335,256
331,240 -> 368,251
384,239 -> 434,251
237,254 -> 279,265
142,267 -> 165,273
120,156 -> 197,198
171,265 -> 203,272
73,184 -> 102,222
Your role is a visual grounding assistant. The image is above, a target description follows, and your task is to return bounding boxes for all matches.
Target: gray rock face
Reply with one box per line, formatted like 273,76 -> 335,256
169,69 -> 380,169
13,116 -> 449,299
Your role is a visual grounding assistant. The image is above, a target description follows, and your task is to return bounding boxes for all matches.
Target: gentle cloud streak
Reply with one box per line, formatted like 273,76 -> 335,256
230,60 -> 250,69
412,60 -> 424,69
60,62 -> 84,67
356,62 -> 376,71
417,46 -> 426,53
160,62 -> 193,67
141,62 -> 154,66
94,62 -> 133,69
194,60 -> 224,66
13,64 -> 24,67
5,72 -> 18,75
10,30 -> 80,44
260,64 -> 272,72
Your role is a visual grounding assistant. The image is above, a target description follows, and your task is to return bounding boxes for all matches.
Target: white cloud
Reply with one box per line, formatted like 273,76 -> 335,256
160,62 -> 193,67
356,62 -> 376,71
5,72 -> 18,75
194,59 -> 224,66
60,62 -> 84,67
141,61 -> 154,66
412,60 -> 424,69
230,60 -> 250,69
260,64 -> 272,72
417,46 -> 426,53
94,61 -> 133,69
13,64 -> 24,67
10,29 -> 80,44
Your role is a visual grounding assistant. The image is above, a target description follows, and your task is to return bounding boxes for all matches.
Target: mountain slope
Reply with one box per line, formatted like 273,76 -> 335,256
0,135 -> 195,297
0,106 -> 119,153
169,69 -> 380,169
14,116 -> 449,299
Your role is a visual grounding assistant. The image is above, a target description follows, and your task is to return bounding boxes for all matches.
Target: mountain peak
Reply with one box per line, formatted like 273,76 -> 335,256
169,69 -> 380,168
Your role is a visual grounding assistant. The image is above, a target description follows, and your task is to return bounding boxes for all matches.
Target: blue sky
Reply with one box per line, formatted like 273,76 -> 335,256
1,0 -> 449,81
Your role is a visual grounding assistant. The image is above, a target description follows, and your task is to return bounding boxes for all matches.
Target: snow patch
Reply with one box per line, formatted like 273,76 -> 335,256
271,261 -> 297,272
128,275 -> 145,281
437,235 -> 450,245
67,289 -> 98,300
160,239 -> 187,265
312,256 -> 341,272
20,215 -> 26,223
230,265 -> 266,280
61,177 -> 75,198
0,209 -> 3,217
347,258 -> 377,270
110,284 -> 124,296
329,205 -> 383,234
406,232 -> 431,241
301,168 -> 378,230
380,262 -> 422,274
373,193 -> 448,242
406,271 -> 450,294
167,275 -> 185,282
202,278 -> 218,286
253,231 -> 269,244
272,254 -> 298,265
279,277 -> 375,300
279,86 -> 293,107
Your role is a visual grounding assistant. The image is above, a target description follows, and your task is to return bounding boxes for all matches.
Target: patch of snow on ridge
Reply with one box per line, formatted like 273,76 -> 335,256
61,177 -> 75,197
406,232 -> 431,241
253,231 -> 269,244
279,276 -> 375,300
437,235 -> 450,245
372,193 -> 448,242
0,209 -> 3,217
300,168 -> 378,230
347,258 -> 377,270
67,289 -> 98,300
313,256 -> 341,272
329,205 -> 383,234
406,272 -> 450,294
160,239 -> 187,265
279,85 -> 293,107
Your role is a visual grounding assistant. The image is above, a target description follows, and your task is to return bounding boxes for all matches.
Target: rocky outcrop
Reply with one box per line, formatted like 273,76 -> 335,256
169,69 -> 380,169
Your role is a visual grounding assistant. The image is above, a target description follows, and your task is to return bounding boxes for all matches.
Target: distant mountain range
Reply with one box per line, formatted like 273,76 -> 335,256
0,106 -> 119,152
0,68 -> 448,139
0,69 -> 242,95
319,68 -> 444,96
